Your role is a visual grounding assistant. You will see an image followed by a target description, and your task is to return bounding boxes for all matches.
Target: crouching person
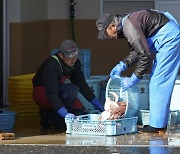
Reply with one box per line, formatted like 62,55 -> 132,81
32,39 -> 104,129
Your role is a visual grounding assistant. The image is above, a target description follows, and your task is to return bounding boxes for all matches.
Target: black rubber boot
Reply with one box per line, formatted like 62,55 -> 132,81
50,111 -> 66,130
39,108 -> 52,128
140,125 -> 166,133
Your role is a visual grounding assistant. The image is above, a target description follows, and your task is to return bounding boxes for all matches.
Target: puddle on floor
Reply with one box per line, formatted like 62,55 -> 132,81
1,115 -> 180,146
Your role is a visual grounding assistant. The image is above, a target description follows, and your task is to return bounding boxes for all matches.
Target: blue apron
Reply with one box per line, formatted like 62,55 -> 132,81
147,12 -> 180,128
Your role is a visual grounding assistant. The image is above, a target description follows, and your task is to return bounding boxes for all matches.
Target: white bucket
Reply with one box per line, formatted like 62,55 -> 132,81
105,77 -> 140,118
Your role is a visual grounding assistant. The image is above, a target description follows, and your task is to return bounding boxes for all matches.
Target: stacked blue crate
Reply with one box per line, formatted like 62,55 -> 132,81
78,49 -> 91,78
50,49 -> 59,55
50,48 -> 91,78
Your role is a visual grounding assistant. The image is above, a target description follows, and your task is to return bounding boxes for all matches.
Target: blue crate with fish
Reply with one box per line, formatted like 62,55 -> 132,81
65,77 -> 140,136
65,114 -> 138,136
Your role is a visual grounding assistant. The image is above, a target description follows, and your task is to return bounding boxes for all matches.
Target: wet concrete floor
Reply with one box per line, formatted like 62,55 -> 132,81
0,116 -> 180,154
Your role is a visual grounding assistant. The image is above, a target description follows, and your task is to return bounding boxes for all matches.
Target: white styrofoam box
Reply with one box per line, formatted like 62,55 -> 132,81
136,74 -> 150,110
77,77 -> 101,111
87,75 -> 109,99
140,110 -> 178,126
86,77 -> 101,98
77,93 -> 94,111
170,76 -> 180,123
136,75 -> 150,124
136,75 -> 180,112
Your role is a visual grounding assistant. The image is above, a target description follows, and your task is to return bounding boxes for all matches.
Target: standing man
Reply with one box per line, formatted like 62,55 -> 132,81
96,9 -> 180,133
33,39 -> 103,129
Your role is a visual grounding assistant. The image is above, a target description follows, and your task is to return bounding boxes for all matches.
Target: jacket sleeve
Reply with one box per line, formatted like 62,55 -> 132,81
122,18 -> 151,79
42,58 -> 64,111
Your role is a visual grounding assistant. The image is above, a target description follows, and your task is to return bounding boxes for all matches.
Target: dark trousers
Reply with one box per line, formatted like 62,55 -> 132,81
34,83 -> 87,129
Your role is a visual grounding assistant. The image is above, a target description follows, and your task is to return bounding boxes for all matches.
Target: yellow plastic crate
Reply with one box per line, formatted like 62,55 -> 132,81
8,92 -> 32,97
9,101 -> 38,107
16,112 -> 39,117
8,73 -> 34,93
10,105 -> 38,110
8,73 -> 35,84
8,96 -> 33,102
8,88 -> 33,94
8,84 -> 33,90
9,100 -> 39,113
7,73 -> 39,118
10,103 -> 38,109
15,116 -> 40,126
10,107 -> 39,113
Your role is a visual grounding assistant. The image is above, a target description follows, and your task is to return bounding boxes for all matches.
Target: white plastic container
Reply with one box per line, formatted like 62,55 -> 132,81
136,75 -> 150,110
137,75 -> 180,125
105,77 -> 140,118
170,76 -> 180,124
136,75 -> 180,111
139,110 -> 178,126
88,75 -> 109,105
65,114 -> 138,136
77,77 -> 101,111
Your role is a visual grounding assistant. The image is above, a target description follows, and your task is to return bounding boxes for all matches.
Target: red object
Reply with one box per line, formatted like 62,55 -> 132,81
33,86 -> 53,109
73,98 -> 85,110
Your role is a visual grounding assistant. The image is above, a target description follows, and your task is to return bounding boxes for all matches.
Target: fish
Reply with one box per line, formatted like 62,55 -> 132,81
99,92 -> 126,121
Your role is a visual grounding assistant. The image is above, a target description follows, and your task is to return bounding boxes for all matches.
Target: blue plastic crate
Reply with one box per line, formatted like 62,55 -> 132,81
81,64 -> 90,78
0,109 -> 17,130
78,49 -> 91,65
50,49 -> 59,55
65,114 -> 138,136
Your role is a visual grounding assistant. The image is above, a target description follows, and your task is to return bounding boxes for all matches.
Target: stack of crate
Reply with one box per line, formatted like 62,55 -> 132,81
8,73 -> 39,121
78,49 -> 91,78
50,48 -> 91,78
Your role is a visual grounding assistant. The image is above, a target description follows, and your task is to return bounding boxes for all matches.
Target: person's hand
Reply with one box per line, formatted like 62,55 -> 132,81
65,113 -> 76,119
57,106 -> 76,120
110,61 -> 127,79
121,73 -> 140,91
91,97 -> 104,112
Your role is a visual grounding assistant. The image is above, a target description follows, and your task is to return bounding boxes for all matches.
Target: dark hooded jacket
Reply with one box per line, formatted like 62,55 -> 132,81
32,54 -> 95,110
118,9 -> 169,78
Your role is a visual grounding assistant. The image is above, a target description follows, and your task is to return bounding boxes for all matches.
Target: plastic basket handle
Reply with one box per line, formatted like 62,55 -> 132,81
76,115 -> 90,120
89,110 -> 101,114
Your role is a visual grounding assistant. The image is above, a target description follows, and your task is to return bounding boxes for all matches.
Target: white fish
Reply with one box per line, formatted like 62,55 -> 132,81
99,92 -> 120,121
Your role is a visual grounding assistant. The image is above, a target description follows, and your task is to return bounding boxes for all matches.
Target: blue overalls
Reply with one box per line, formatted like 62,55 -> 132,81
147,12 -> 180,128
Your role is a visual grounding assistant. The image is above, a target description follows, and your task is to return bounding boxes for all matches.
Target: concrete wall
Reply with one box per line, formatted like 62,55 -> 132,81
8,0 -> 179,76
